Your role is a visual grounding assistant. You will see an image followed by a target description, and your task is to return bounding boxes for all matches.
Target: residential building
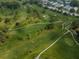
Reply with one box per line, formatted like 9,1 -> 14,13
41,0 -> 48,7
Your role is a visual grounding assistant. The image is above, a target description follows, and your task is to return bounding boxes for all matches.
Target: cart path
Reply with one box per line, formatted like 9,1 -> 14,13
35,31 -> 69,59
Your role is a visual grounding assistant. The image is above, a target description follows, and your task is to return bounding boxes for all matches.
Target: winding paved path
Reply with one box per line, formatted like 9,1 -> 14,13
35,21 -> 79,59
35,31 -> 69,59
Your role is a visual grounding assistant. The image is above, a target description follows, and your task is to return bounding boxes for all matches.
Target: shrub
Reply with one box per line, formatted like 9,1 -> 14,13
0,2 -> 20,10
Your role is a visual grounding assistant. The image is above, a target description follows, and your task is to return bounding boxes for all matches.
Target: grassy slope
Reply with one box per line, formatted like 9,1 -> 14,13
0,4 -> 79,59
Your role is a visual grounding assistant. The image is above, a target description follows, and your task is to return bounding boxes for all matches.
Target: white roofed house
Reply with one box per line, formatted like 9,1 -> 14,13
55,3 -> 64,12
57,0 -> 64,4
62,5 -> 73,15
73,7 -> 79,16
47,2 -> 64,11
62,5 -> 79,16
64,0 -> 71,6
62,0 -> 71,14
38,0 -> 79,16
46,1 -> 54,9
41,0 -> 48,7
47,1 -> 57,10
47,2 -> 59,10
52,2 -> 59,10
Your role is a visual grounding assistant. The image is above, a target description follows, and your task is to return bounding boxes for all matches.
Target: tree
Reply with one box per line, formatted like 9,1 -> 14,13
77,9 -> 79,14
49,0 -> 57,2
29,0 -> 39,4
70,8 -> 75,13
45,23 -> 54,30
71,20 -> 79,29
70,0 -> 79,7
0,31 -> 5,43
0,2 -> 20,10
4,18 -> 10,24
71,19 -> 79,43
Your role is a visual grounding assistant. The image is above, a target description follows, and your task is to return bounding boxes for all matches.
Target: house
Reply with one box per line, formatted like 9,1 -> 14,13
57,0 -> 64,4
64,0 -> 71,5
50,2 -> 63,12
74,7 -> 78,12
42,0 -> 48,4
73,7 -> 79,16
74,13 -> 79,16
49,2 -> 64,11
47,1 -> 64,12
47,1 -> 57,10
41,0 -> 48,7
39,0 -> 79,16
64,5 -> 72,11
62,5 -> 73,15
